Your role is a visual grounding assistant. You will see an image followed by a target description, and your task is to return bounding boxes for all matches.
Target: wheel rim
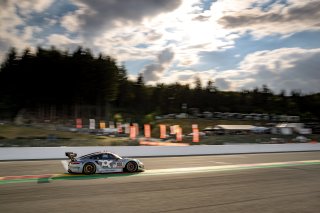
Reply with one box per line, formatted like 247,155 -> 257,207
85,164 -> 94,173
127,162 -> 137,172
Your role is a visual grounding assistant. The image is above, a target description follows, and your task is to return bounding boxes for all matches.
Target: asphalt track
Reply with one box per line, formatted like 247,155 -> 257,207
1,152 -> 320,212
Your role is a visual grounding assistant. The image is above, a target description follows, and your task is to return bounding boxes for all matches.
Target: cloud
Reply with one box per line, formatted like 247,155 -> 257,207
18,0 -> 54,15
215,78 -> 231,90
1,0 -> 233,70
0,0 -> 56,58
156,69 -> 204,86
145,30 -> 163,41
155,69 -> 230,89
47,34 -> 81,47
57,0 -> 186,62
142,64 -> 163,82
61,12 -> 82,32
160,47 -> 320,93
231,48 -> 320,93
193,15 -> 210,22
0,0 -> 183,63
93,26 -> 167,62
68,0 -> 182,38
218,0 -> 320,38
158,48 -> 175,64
66,0 -> 233,65
142,48 -> 175,81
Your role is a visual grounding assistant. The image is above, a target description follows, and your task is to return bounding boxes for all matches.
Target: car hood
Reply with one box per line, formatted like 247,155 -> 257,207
122,158 -> 142,163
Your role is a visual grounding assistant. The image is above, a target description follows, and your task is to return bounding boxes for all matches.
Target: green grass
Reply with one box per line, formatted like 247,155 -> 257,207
0,124 -> 129,147
0,124 -> 87,139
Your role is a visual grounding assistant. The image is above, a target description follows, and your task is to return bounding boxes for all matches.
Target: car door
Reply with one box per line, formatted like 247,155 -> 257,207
98,153 -> 122,172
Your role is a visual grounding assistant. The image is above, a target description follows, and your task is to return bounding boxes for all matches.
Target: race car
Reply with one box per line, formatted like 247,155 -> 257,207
65,151 -> 145,175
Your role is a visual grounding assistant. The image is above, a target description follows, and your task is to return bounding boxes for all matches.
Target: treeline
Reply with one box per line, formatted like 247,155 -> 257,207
0,47 -> 319,121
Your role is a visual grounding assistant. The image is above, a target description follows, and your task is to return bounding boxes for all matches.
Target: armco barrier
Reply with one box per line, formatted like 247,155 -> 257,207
0,143 -> 320,160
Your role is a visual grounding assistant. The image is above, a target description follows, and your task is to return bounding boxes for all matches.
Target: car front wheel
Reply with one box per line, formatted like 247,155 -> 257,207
125,161 -> 138,173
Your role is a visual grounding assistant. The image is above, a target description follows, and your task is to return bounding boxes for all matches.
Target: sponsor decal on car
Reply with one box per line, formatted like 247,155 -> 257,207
99,160 -> 113,168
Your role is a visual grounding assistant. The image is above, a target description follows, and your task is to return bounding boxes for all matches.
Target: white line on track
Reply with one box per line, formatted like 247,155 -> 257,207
212,161 -> 229,164
141,160 -> 320,176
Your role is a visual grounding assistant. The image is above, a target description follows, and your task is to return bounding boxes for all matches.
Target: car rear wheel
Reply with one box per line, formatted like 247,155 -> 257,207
83,163 -> 96,175
125,161 -> 138,173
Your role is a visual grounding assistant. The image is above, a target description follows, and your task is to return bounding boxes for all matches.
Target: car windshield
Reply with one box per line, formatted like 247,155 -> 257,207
111,153 -> 122,159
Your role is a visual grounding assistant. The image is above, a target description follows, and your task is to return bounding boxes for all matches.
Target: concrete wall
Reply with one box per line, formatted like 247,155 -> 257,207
0,143 -> 320,160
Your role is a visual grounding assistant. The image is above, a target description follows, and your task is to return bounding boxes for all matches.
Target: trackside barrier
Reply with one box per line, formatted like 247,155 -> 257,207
117,122 -> 122,134
76,118 -> 82,129
1,143 -> 320,160
99,121 -> 106,129
133,123 -> 139,136
160,124 -> 166,139
176,127 -> 182,141
74,121 -> 201,142
129,126 -> 136,140
89,119 -> 95,129
144,124 -> 151,138
193,128 -> 199,143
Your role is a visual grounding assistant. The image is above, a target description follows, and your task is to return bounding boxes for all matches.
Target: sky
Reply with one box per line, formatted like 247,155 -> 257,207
1,0 -> 320,94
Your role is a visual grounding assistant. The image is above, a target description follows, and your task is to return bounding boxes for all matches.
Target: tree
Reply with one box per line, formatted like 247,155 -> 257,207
206,80 -> 217,92
1,46 -> 319,121
194,76 -> 202,90
0,48 -> 19,118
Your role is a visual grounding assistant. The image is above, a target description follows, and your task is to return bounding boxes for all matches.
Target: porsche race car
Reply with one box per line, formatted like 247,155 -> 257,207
66,151 -> 145,175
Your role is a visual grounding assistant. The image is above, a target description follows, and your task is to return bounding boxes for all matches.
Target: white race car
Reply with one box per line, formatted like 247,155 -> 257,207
66,151 -> 145,175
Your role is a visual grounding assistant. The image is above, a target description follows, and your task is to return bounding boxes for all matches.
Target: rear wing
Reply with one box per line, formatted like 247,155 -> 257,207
65,152 -> 77,161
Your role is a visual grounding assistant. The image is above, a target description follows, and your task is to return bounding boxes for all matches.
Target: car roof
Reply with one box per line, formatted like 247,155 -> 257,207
79,151 -> 115,158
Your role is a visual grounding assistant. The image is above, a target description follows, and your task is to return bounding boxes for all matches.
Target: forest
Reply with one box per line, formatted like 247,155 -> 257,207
0,47 -> 319,122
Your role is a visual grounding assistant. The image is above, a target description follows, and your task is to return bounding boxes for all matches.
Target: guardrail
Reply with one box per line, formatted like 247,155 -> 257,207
0,143 -> 320,160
